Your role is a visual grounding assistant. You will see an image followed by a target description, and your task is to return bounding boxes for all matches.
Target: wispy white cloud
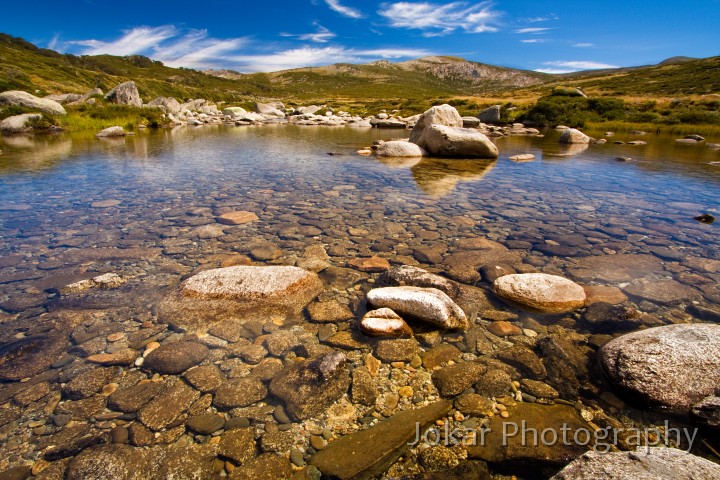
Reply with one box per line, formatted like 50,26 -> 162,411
228,46 -> 433,72
68,25 -> 177,56
378,2 -> 501,36
515,27 -> 551,34
572,42 -> 595,48
282,24 -> 336,43
47,34 -> 60,51
58,24 -> 432,73
61,26 -> 249,69
324,0 -> 363,18
525,14 -> 558,22
521,39 -> 546,44
536,60 -> 619,73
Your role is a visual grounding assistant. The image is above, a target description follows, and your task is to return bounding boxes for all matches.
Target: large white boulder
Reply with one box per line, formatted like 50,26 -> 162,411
0,91 -> 66,115
599,323 -> 720,414
422,125 -> 499,158
409,104 -> 463,147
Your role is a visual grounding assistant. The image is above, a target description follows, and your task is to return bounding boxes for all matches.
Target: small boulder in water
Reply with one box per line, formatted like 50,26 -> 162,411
359,308 -> 413,337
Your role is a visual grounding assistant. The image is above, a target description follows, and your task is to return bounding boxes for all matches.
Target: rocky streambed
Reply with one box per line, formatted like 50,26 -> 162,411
0,113 -> 719,479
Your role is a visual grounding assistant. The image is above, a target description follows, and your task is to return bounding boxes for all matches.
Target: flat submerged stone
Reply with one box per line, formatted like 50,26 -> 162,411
181,265 -> 322,304
310,401 -> 451,480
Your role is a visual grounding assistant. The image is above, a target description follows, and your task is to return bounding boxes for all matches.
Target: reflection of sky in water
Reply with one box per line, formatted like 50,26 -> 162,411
1,126 -> 718,257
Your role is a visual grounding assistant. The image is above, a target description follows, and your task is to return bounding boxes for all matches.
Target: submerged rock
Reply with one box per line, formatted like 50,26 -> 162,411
599,323 -> 720,414
366,286 -> 468,330
310,401 -> 451,480
467,403 -> 593,472
493,273 -> 586,313
269,351 -> 350,421
144,341 -> 209,374
551,447 -> 720,480
0,333 -> 68,381
178,265 -> 323,316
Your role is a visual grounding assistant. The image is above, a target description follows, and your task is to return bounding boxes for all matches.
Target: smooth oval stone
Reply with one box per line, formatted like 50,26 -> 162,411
493,273 -> 586,313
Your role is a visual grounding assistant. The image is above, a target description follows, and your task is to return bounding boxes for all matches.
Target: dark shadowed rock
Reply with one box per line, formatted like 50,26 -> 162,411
467,403 -> 593,472
550,448 -> 720,480
104,81 -> 142,107
310,401 -> 452,480
600,324 -> 720,414
538,334 -> 592,398
269,351 -> 350,421
478,105 -> 501,124
0,333 -> 68,381
144,341 -> 209,374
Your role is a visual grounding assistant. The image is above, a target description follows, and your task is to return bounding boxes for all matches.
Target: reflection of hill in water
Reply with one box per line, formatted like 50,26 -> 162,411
0,135 -> 73,172
411,158 -> 497,197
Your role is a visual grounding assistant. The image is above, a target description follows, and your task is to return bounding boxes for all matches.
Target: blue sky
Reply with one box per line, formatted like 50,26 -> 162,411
2,0 -> 719,73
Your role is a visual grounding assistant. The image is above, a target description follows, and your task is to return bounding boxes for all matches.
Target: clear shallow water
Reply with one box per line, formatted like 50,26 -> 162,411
1,124 -> 720,475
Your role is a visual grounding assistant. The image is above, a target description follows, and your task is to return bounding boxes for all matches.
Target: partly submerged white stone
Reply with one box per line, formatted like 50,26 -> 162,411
493,273 -> 586,313
360,308 -> 413,337
366,286 -> 468,330
375,140 -> 426,157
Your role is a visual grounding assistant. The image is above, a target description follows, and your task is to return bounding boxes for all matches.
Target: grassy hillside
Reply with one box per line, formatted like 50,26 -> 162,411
1,32 -> 718,133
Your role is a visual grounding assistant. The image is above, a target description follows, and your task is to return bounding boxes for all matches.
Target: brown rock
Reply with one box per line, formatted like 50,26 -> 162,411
487,321 -> 523,337
348,256 -> 390,272
307,300 -> 355,323
217,211 -> 259,225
